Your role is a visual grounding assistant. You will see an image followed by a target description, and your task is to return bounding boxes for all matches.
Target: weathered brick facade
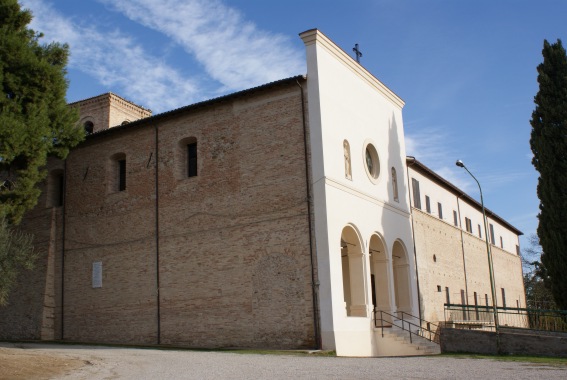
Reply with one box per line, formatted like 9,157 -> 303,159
0,30 -> 526,356
0,77 -> 318,349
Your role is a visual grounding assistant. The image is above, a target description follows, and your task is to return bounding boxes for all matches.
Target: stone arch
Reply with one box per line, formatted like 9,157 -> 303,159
392,239 -> 412,314
369,233 -> 392,313
340,225 -> 367,317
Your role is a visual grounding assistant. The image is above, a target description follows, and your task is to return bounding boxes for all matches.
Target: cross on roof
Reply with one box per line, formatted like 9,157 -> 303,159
353,43 -> 363,63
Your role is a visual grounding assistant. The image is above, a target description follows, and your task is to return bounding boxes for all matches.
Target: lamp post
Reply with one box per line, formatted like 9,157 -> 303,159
455,160 -> 499,331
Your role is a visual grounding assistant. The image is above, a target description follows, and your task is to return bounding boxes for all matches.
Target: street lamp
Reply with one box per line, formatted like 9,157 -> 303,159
455,160 -> 499,331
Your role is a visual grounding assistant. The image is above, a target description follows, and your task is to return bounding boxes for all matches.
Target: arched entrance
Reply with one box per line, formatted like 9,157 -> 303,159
369,234 -> 392,314
340,225 -> 367,317
392,240 -> 412,314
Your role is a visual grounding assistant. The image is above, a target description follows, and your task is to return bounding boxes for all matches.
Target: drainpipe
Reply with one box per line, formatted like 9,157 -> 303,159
456,195 -> 470,309
296,79 -> 321,349
154,124 -> 161,345
405,157 -> 423,322
61,159 -> 67,340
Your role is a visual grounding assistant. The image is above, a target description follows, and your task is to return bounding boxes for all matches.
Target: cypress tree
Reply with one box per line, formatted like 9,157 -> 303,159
0,0 -> 83,224
529,39 -> 567,310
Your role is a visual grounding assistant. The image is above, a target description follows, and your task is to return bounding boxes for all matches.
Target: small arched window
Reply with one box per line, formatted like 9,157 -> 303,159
343,139 -> 352,180
109,153 -> 126,192
46,169 -> 64,207
84,121 -> 94,134
176,137 -> 198,179
391,167 -> 399,202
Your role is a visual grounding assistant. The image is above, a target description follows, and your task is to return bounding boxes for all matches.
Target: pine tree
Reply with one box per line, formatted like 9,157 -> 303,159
0,0 -> 83,224
529,39 -> 567,310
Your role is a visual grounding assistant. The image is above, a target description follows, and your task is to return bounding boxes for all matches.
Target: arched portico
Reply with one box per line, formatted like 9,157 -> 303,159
392,240 -> 412,314
340,225 -> 367,317
369,234 -> 392,314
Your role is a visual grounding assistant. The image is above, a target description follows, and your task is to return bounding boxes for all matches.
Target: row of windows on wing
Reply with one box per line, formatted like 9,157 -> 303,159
411,177 -> 519,254
45,140 -> 198,206
438,286 -> 513,309
343,139 -> 399,202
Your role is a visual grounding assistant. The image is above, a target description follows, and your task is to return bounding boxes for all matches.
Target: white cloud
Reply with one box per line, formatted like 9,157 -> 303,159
21,0 -> 202,112
20,0 -> 305,112
98,0 -> 305,91
405,127 -> 473,193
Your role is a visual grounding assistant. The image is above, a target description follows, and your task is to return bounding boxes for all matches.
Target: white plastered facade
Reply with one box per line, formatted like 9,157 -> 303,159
301,29 -> 419,357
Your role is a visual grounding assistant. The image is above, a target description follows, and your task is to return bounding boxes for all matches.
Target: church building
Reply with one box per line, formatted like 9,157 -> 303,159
0,29 -> 525,357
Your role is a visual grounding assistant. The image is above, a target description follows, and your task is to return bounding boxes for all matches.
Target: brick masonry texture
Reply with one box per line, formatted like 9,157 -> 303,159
413,209 -> 525,324
0,80 -> 317,349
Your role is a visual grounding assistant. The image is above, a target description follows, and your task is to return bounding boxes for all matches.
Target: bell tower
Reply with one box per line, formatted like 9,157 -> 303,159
70,93 -> 152,134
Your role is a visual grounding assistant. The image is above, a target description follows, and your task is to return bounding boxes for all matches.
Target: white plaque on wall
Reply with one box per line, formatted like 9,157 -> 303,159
92,261 -> 102,288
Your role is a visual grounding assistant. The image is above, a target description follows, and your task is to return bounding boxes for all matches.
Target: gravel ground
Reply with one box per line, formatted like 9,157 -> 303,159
2,342 -> 567,380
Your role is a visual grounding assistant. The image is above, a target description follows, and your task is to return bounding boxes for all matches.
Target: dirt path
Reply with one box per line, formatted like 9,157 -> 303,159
0,345 -> 86,380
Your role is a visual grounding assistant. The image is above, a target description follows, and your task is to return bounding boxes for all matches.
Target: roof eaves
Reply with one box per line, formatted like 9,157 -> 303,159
82,75 -> 306,141
406,156 -> 523,236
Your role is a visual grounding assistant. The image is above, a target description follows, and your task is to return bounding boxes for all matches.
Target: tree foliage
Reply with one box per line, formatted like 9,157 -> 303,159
522,234 -> 557,310
0,217 -> 34,305
529,39 -> 567,310
0,0 -> 83,224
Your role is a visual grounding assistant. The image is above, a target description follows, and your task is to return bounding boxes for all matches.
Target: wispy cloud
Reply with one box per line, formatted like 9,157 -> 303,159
98,0 -> 305,92
21,0 -> 200,112
405,127 -> 475,192
21,0 -> 304,112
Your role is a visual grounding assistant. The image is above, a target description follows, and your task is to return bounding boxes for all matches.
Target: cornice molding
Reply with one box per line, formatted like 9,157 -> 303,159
300,29 -> 405,109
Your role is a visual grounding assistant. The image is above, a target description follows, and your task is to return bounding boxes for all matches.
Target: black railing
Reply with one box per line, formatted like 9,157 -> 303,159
444,303 -> 567,333
374,309 -> 440,344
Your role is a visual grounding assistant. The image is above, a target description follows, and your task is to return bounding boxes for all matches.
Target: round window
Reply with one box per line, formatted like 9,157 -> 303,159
364,142 -> 380,181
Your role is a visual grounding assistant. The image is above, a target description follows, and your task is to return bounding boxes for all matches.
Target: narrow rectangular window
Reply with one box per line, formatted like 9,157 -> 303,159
118,159 -> 126,191
516,245 -> 520,255
445,287 -> 450,305
474,292 -> 479,320
437,202 -> 443,220
461,289 -> 467,320
187,142 -> 198,177
412,178 -> 421,209
55,174 -> 64,207
485,294 -> 489,307
92,261 -> 102,288
425,195 -> 431,213
453,210 -> 458,226
489,223 -> 495,245
478,224 -> 482,238
465,217 -> 472,233
500,236 -> 504,248
501,288 -> 506,308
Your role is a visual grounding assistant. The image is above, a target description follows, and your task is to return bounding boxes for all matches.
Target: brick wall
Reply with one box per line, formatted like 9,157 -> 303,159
0,79 -> 317,349
413,209 -> 525,325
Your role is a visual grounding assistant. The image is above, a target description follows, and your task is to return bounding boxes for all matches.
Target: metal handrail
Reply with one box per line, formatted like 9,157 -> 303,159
444,303 -> 567,333
374,309 -> 440,344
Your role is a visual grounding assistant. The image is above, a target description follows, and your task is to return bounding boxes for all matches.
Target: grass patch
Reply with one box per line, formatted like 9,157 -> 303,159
441,353 -> 567,366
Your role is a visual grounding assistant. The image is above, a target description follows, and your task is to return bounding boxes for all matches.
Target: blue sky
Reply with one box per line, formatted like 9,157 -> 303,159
19,0 -> 567,250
